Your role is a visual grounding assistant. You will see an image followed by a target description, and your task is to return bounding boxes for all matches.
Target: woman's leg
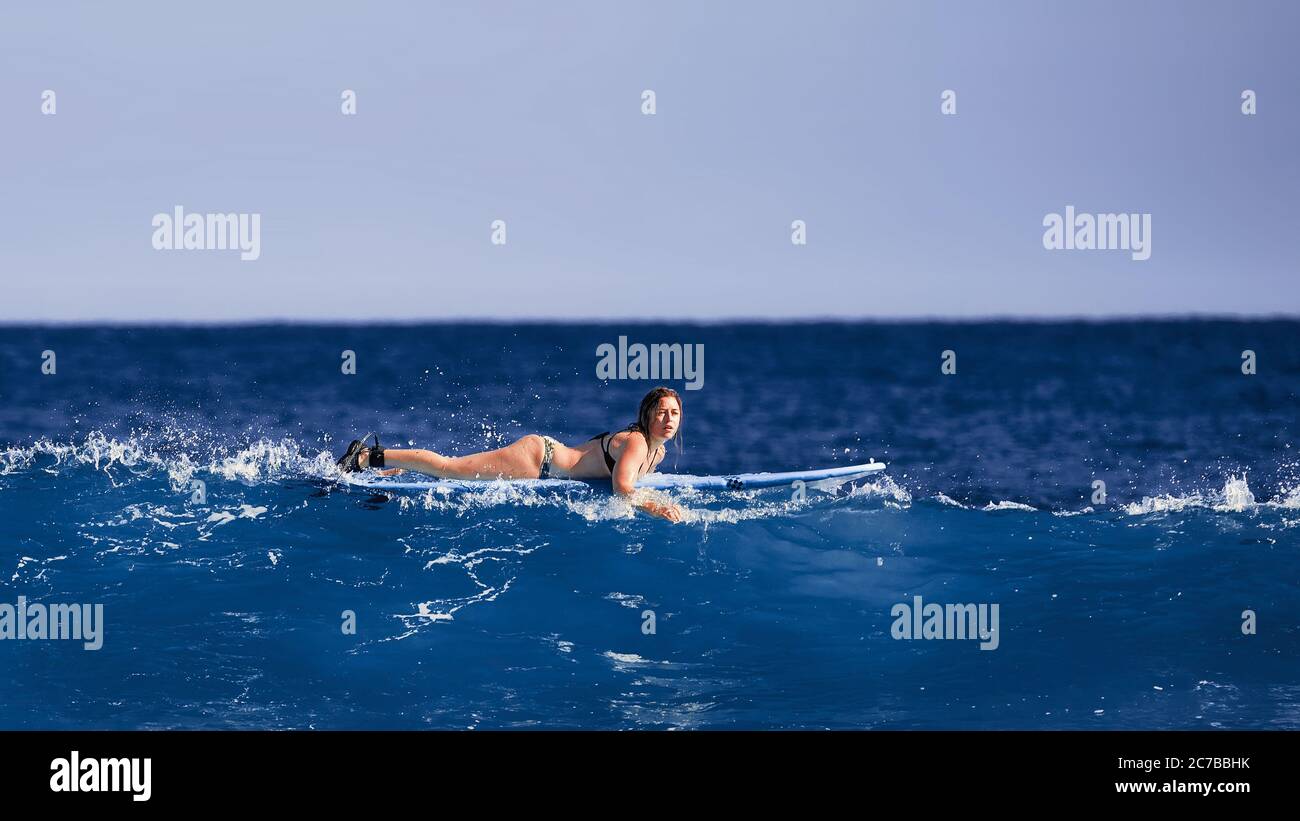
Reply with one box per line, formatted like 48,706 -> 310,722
363,435 -> 546,480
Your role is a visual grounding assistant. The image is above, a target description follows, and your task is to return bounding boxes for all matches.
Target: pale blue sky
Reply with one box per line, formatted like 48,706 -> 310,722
2,0 -> 1297,321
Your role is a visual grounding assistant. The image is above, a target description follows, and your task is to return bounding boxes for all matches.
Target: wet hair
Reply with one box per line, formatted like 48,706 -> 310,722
627,386 -> 683,471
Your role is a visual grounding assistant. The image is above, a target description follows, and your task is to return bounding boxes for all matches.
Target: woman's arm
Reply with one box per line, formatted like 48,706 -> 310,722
611,434 -> 682,523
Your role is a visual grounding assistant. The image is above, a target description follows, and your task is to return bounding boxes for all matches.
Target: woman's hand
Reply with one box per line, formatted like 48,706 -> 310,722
641,501 -> 684,523
612,439 -> 682,522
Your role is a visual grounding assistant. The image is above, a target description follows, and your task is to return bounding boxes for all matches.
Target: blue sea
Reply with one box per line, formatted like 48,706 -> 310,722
1,321 -> 1297,729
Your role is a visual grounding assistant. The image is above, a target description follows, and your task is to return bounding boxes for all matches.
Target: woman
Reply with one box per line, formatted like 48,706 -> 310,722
337,386 -> 685,522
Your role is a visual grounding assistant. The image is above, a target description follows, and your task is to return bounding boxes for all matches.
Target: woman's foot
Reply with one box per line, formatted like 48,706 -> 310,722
336,434 -> 383,472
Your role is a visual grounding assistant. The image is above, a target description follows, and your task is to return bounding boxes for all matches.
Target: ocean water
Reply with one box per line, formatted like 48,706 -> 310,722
1,321 -> 1297,729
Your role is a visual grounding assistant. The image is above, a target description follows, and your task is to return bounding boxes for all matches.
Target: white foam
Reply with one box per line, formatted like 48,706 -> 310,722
1123,492 -> 1204,515
604,652 -> 647,664
847,475 -> 912,507
1269,485 -> 1300,509
1124,475 -> 1260,515
606,593 -> 646,609
1213,475 -> 1256,512
982,500 -> 1037,512
209,439 -> 323,483
0,432 -> 158,476
600,651 -> 687,671
0,431 -> 335,487
1053,506 -> 1094,517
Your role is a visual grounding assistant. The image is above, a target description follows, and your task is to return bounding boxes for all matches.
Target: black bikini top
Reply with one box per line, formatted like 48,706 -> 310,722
589,431 -> 619,473
589,426 -> 663,475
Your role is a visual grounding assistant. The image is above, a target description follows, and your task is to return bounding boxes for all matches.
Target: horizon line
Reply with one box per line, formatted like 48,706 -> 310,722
2,312 -> 1299,328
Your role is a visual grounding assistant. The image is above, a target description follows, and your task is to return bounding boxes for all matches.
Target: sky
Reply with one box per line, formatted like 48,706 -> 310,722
1,0 -> 1297,322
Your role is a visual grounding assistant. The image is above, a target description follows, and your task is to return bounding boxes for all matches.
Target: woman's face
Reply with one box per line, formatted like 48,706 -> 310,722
647,396 -> 681,440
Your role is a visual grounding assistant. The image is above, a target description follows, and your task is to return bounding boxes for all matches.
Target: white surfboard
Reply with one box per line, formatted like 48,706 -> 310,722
341,461 -> 886,493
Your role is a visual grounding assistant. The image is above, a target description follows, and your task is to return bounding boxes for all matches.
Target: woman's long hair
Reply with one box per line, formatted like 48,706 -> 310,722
627,386 -> 683,471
